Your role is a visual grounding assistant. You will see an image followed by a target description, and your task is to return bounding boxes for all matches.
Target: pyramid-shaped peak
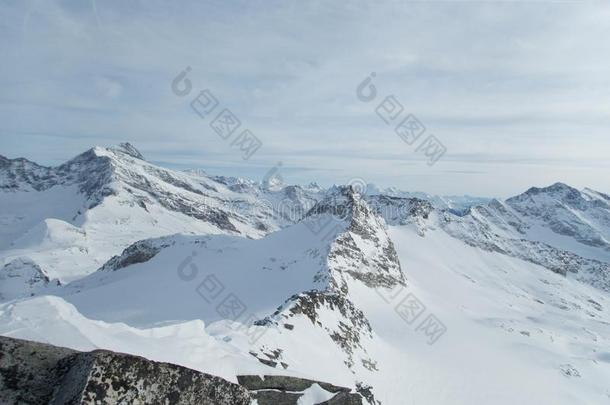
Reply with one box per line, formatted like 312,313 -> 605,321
110,142 -> 145,160
521,182 -> 579,197
305,185 -> 363,219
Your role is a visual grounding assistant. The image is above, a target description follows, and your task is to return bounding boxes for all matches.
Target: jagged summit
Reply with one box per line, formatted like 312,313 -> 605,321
110,142 -> 145,160
305,185 -> 360,221
0,143 -> 144,192
512,182 -> 582,203
303,185 -> 405,290
71,142 -> 144,161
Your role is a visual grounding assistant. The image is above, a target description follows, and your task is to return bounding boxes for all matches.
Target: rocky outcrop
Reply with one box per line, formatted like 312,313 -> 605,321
0,335 -> 250,405
237,375 -> 363,405
98,237 -> 174,272
279,291 -> 374,370
0,259 -> 60,301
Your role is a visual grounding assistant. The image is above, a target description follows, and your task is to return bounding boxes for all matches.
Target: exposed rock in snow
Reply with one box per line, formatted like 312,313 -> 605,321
0,258 -> 59,301
250,187 -> 404,385
110,142 -> 146,160
98,237 -> 174,272
237,375 -> 362,404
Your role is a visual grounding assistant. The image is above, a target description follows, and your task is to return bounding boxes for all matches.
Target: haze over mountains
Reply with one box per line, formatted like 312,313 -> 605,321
1,144 -> 609,404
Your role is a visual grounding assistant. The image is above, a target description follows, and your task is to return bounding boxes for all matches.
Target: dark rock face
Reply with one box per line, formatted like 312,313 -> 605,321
0,336 -> 250,405
0,335 -> 75,404
355,383 -> 378,405
55,351 -> 251,405
237,375 -> 363,405
99,237 -> 173,272
319,392 -> 364,404
251,390 -> 303,405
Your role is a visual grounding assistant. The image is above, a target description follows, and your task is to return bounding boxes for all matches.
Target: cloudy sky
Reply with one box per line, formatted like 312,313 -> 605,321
1,0 -> 609,197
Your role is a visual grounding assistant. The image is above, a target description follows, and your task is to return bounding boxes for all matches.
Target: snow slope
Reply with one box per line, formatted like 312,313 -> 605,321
2,216 -> 609,403
376,225 -> 610,404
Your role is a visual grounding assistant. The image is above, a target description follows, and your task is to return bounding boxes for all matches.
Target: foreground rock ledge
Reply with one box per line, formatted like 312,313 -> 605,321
0,336 -> 363,404
0,335 -> 250,405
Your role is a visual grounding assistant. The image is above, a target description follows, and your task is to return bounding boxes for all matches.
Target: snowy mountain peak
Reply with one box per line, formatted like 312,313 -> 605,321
442,182 -> 610,292
525,181 -> 575,193
302,184 -> 405,290
515,182 -> 582,204
109,142 -> 145,160
305,185 -> 362,220
504,183 -> 610,249
0,155 -> 53,191
508,182 -> 610,215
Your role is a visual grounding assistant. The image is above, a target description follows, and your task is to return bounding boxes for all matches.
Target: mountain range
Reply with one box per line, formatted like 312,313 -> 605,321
1,144 -> 609,404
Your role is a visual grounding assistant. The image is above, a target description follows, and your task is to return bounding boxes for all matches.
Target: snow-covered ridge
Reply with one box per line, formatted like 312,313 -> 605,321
442,182 -> 610,291
506,182 -> 610,249
0,143 -> 322,283
256,187 -> 405,376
